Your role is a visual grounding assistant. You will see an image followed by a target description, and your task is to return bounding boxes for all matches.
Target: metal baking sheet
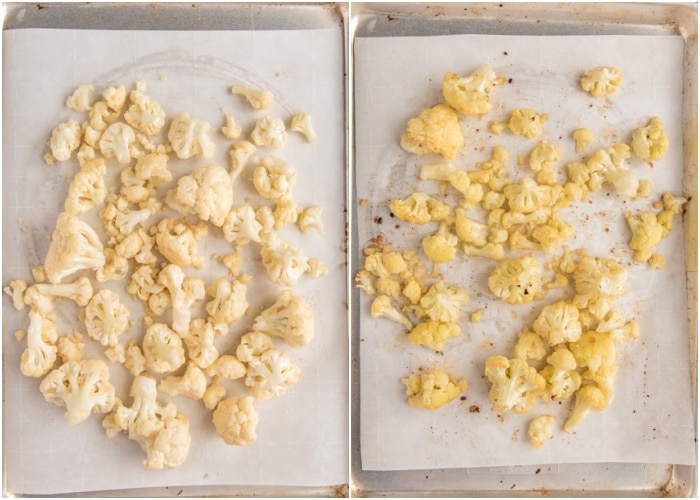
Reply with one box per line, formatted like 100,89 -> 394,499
350,2 -> 698,497
2,2 -> 349,497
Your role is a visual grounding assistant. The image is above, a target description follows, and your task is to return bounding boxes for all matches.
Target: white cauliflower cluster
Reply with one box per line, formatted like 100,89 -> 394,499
6,78 -> 326,470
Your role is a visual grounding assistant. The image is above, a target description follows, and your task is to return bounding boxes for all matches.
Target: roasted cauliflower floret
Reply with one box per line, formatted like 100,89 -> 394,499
572,255 -> 627,320
532,300 -> 582,345
389,192 -> 451,224
580,66 -> 624,98
528,415 -> 556,449
407,320 -> 461,351
418,281 -> 469,322
442,64 -> 505,115
401,369 -> 468,410
400,104 -> 464,159
572,128 -> 595,153
539,348 -> 581,402
563,385 -> 608,432
569,330 -> 616,374
503,178 -> 553,214
422,223 -> 459,264
484,356 -> 545,415
487,256 -> 542,305
631,116 -> 669,161
626,211 -> 665,263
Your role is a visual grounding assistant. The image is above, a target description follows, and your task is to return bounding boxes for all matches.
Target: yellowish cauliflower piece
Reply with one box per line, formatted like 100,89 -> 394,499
528,415 -> 556,449
442,64 -> 505,115
507,108 -> 548,139
626,211 -> 664,263
487,256 -> 542,305
563,384 -> 607,432
572,255 -> 627,320
389,192 -> 451,224
503,178 -> 552,214
569,330 -> 616,374
418,281 -> 469,322
401,369 -> 468,410
484,356 -> 545,415
532,300 -> 582,345
407,320 -> 461,351
572,128 -> 595,153
400,104 -> 464,159
231,83 -> 274,111
422,223 -> 459,264
514,330 -> 546,361
83,289 -> 129,347
580,66 -> 624,98
167,111 -> 215,160
539,348 -> 581,402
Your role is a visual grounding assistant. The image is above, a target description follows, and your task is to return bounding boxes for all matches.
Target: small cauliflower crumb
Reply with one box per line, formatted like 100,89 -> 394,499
470,308 -> 484,323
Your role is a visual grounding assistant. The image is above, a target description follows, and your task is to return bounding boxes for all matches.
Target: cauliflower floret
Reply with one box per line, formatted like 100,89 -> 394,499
124,82 -> 166,137
166,164 -> 233,227
389,192 -> 451,224
158,362 -> 207,400
100,193 -> 155,246
251,115 -> 288,149
422,223 -> 459,264
34,276 -> 93,307
220,108 -> 243,140
120,153 -> 171,206
420,162 -> 471,197
580,66 -> 624,97
40,359 -> 115,426
125,339 -> 147,376
259,231 -> 309,288
587,143 -> 637,197
19,286 -> 58,378
64,158 -> 107,215
455,208 -> 488,246
47,120 -> 81,163
222,205 -> 263,245
206,355 -> 247,383
231,83 -> 274,111
503,177 -> 552,214
290,112 -> 318,143
400,104 -> 464,160
506,108 -> 548,139
158,264 -> 205,336
528,415 -> 556,449
142,322 -> 186,374
229,140 -> 257,181
4,279 -> 27,310
484,356 -> 545,415
298,205 -> 324,234
253,289 -> 314,348
487,256 -> 542,305
569,330 -> 616,374
203,384 -> 227,411
563,384 -> 608,432
418,281 -> 469,322
44,212 -> 105,284
65,84 -> 94,112
529,140 -> 562,185
572,128 -> 595,153
245,348 -> 302,401
182,318 -> 219,369
407,320 -> 461,351
253,155 -> 297,200
662,192 -> 689,215
99,122 -> 136,164
272,195 -> 299,229
212,396 -> 259,446
539,348 -> 582,402
514,330 -> 546,361
236,331 -> 274,363
401,369 -> 468,410
153,218 -> 208,268
103,374 -> 191,470
82,289 -> 129,347
596,310 -> 639,343
57,330 -> 85,363
532,300 -> 582,345
442,64 -> 505,115
572,255 -> 627,320
205,277 -> 248,329
626,211 -> 664,263
370,294 -> 413,330
167,111 -> 215,159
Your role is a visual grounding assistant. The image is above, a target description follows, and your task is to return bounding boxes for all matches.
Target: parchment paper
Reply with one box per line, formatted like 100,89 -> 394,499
2,28 -> 347,494
355,34 -> 696,471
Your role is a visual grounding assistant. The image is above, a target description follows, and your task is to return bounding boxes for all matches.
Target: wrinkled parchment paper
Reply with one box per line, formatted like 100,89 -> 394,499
2,28 -> 347,494
355,34 -> 696,471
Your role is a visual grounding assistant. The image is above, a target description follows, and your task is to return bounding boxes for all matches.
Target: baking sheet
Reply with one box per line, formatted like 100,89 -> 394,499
2,25 -> 348,495
354,32 -> 696,472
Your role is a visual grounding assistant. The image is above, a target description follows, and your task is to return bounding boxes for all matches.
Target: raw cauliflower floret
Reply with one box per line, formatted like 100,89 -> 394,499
251,115 -> 288,149
389,192 -> 451,224
34,276 -> 93,307
203,384 -> 227,411
158,264 -> 205,336
65,84 -> 94,112
157,362 -> 207,400
229,140 -> 257,181
442,64 -> 505,115
370,294 -> 413,330
572,128 -> 595,153
418,281 -> 469,322
182,318 -> 219,370
153,218 -> 208,268
487,256 -> 542,305
20,287 -> 58,378
505,108 -> 548,139
212,396 -> 259,446
142,322 -> 186,374
401,369 -> 468,410
259,231 -> 309,288
57,330 -> 85,363
400,104 -> 464,160
572,255 -> 627,320
220,107 -> 243,140
39,359 -> 116,426
205,277 -> 248,328
206,355 -> 246,383
407,320 -> 461,352
289,112 -> 318,142
539,348 -> 582,402
120,153 -> 172,205
484,355 -> 545,415
236,331 -> 274,363
563,384 -> 607,432
503,177 -> 552,214
103,374 -> 191,470
245,348 -> 302,401
626,211 -> 665,263
569,330 -> 616,374
47,120 -> 82,162
44,212 -> 105,284
167,111 -> 215,159
99,122 -> 136,164
528,415 -> 556,449
253,155 -> 297,200
231,83 -> 274,111
587,143 -> 638,197
124,81 -> 166,137
64,158 -> 107,215
532,300 -> 582,345
166,164 -> 233,227
222,205 -> 263,245
422,223 -> 459,264
298,205 -> 324,234
580,66 -> 624,97
253,289 -> 314,349
631,116 -> 669,161
83,289 -> 129,347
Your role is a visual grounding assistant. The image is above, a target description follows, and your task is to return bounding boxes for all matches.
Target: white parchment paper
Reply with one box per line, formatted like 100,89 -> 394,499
355,34 -> 696,471
2,28 -> 347,494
